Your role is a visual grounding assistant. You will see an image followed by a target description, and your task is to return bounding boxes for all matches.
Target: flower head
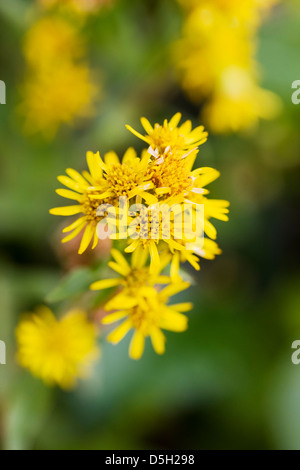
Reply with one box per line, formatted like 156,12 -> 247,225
102,282 -> 192,359
23,17 -> 83,70
16,306 -> 100,389
50,149 -> 153,253
126,113 -> 208,154
21,62 -> 97,138
90,247 -> 171,307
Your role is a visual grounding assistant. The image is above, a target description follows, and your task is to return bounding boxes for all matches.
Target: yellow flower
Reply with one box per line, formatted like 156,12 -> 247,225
50,148 -> 153,253
122,163 -> 229,273
102,282 -> 192,359
203,67 -> 281,133
21,62 -> 97,139
126,113 -> 208,154
16,306 -> 100,389
174,1 -> 281,132
90,247 -> 171,307
23,17 -> 83,70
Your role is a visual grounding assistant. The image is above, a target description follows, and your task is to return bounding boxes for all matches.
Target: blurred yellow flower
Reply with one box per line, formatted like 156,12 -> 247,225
203,67 -> 281,133
21,62 -> 97,139
103,281 -> 192,360
23,17 -> 83,70
90,247 -> 171,302
175,1 -> 281,133
16,306 -> 100,389
38,0 -> 113,14
20,16 -> 98,138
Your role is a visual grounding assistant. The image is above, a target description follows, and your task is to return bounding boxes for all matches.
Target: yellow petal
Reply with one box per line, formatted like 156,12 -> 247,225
61,222 -> 86,243
150,327 -> 166,355
170,252 -> 180,281
123,147 -> 137,163
66,168 -> 89,187
141,117 -> 154,134
90,278 -> 121,290
160,281 -> 190,298
63,216 -> 88,233
149,243 -> 160,273
131,244 -> 148,269
56,189 -> 82,201
108,261 -> 130,277
125,125 -> 150,144
104,151 -> 120,166
92,230 -> 99,249
57,175 -> 80,192
160,309 -> 188,332
50,206 -> 82,216
105,294 -> 138,311
169,112 -> 182,128
86,151 -> 103,180
107,319 -> 132,344
111,248 -> 130,269
171,303 -> 193,312
78,224 -> 94,254
129,330 -> 145,360
102,311 -> 128,325
125,240 -> 140,253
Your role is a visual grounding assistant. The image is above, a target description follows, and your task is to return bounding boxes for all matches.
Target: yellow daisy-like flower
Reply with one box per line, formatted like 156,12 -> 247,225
50,148 -> 153,253
102,282 -> 192,359
90,247 -> 171,307
122,163 -> 229,273
16,306 -> 100,389
126,113 -> 208,154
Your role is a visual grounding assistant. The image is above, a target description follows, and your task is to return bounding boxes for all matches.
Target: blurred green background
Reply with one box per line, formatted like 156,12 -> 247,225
0,0 -> 300,450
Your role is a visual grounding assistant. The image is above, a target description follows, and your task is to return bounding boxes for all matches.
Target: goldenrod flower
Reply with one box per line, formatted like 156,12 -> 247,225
203,68 -> 281,133
50,149 -> 153,253
175,1 -> 281,132
126,113 -> 208,154
23,17 -> 83,70
21,62 -> 97,139
102,282 -> 192,359
16,306 -> 99,389
20,16 -> 98,138
91,247 -> 171,306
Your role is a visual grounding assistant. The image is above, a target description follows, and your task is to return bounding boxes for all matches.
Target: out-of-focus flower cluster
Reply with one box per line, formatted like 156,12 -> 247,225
175,0 -> 281,133
20,16 -> 98,138
38,0 -> 114,15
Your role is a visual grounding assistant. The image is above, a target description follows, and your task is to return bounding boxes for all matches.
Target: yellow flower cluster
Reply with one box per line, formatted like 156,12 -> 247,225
175,0 -> 281,133
20,17 -> 97,139
16,307 -> 100,389
49,114 -> 229,359
14,114 -> 229,389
